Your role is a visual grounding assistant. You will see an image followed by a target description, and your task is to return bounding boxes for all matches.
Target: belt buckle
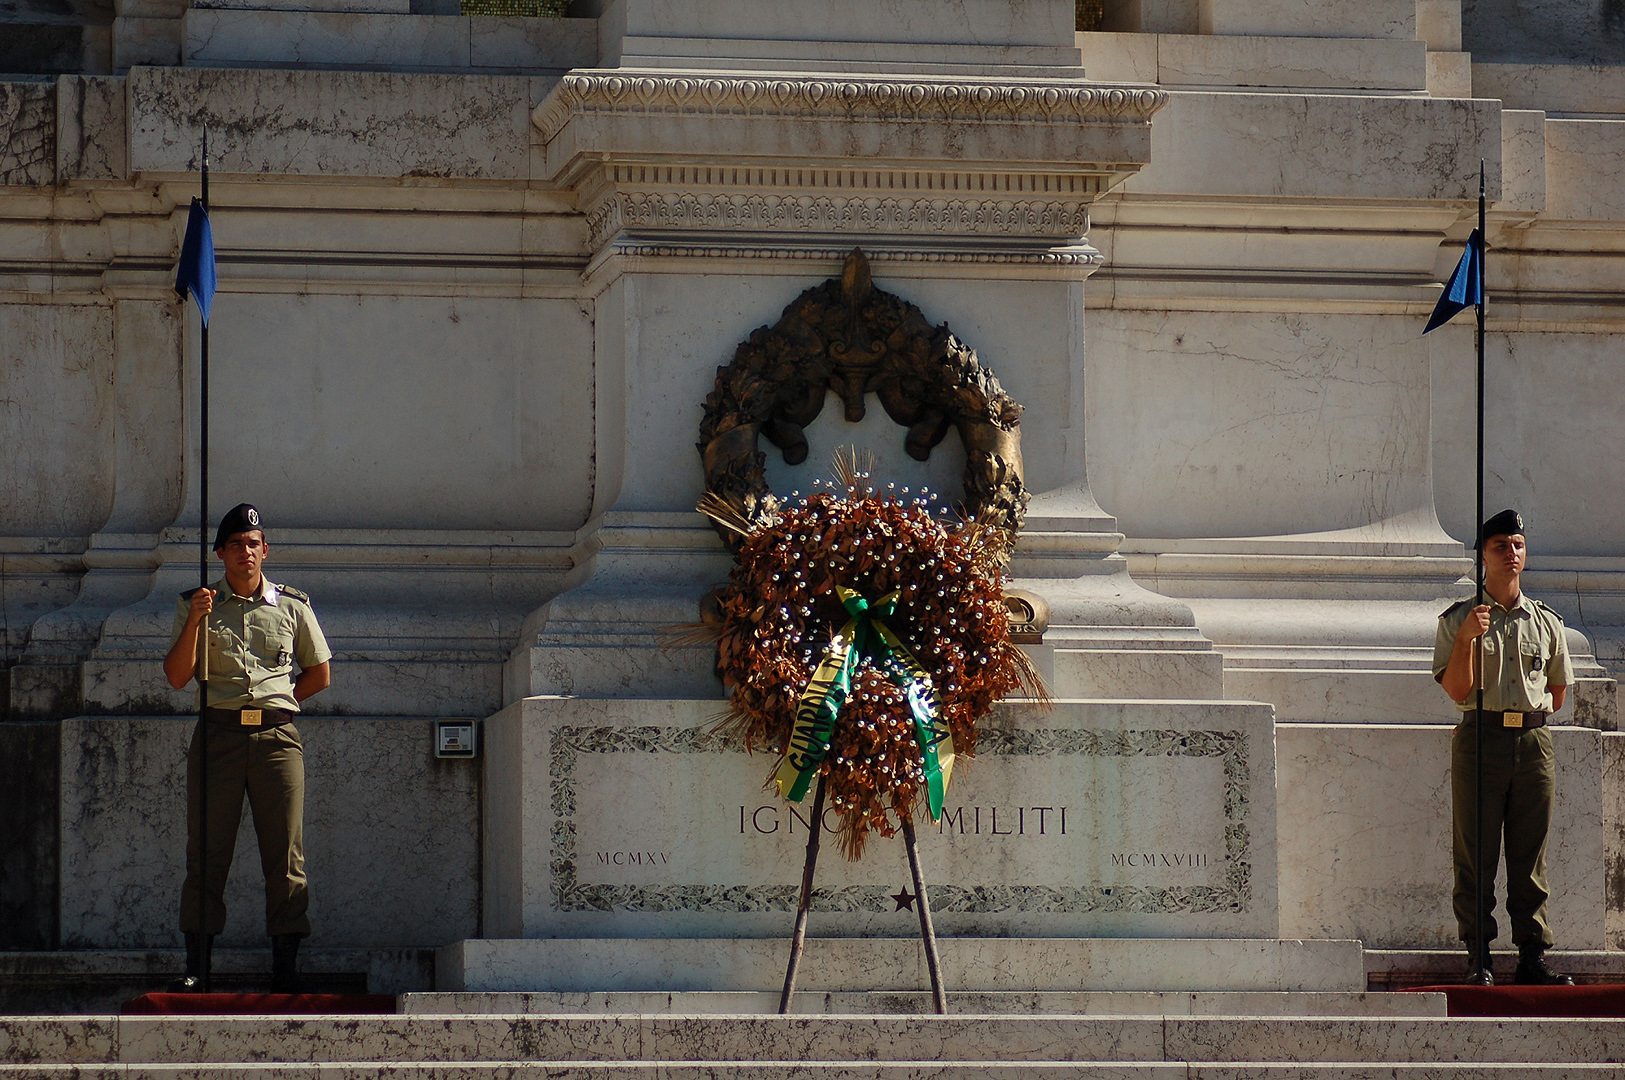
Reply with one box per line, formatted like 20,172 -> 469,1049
240,708 -> 263,727
1503,711 -> 1524,729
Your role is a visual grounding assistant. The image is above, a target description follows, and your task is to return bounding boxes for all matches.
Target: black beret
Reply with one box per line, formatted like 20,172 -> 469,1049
1478,508 -> 1525,548
213,503 -> 264,550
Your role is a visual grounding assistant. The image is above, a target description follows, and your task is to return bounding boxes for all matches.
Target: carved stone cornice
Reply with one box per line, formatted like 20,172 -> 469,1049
586,192 -> 1095,253
535,69 -> 1166,262
596,241 -> 1104,269
533,71 -> 1167,141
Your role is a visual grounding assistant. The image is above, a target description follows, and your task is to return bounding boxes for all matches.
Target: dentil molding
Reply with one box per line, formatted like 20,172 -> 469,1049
533,71 -> 1168,140
586,192 -> 1096,251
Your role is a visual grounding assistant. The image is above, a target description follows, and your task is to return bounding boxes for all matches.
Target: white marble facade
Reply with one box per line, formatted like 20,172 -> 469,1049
4,0 -> 1625,960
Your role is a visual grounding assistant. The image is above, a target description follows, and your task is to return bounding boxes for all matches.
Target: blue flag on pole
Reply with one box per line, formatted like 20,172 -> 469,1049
1423,228 -> 1482,334
174,196 -> 217,327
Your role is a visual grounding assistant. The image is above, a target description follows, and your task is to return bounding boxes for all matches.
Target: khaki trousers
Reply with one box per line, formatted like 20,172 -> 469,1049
179,720 -> 310,937
1451,719 -> 1555,948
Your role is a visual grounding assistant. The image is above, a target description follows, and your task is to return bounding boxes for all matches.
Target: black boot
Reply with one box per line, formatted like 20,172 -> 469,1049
1464,940 -> 1494,986
168,932 -> 214,993
271,934 -> 305,994
1514,944 -> 1575,986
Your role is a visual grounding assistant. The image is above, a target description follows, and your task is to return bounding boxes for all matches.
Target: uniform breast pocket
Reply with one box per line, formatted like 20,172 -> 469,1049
1520,641 -> 1545,674
248,622 -> 296,669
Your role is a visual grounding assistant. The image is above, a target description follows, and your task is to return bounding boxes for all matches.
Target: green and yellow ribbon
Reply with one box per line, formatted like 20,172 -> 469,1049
774,586 -> 956,820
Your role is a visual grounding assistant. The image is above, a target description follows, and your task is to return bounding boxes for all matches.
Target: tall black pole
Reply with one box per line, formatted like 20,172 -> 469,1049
1473,159 -> 1487,978
196,124 -> 212,993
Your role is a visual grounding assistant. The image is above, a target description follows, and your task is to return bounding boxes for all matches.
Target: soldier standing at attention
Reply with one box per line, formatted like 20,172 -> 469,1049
162,503 -> 332,993
1434,509 -> 1574,986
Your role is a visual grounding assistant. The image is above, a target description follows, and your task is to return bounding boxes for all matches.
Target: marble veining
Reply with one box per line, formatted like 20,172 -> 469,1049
126,67 -> 537,180
548,723 -> 1252,916
0,82 -> 55,187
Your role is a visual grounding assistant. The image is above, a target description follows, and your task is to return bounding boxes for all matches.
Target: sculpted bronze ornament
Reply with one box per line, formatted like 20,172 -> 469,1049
697,248 -> 1029,546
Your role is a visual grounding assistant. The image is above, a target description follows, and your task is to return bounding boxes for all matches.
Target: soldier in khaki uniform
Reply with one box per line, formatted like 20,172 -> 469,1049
162,503 -> 332,993
1434,509 -> 1573,986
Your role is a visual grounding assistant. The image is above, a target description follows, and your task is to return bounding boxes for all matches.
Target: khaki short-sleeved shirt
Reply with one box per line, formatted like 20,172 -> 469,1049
170,576 -> 332,711
1432,593 -> 1572,713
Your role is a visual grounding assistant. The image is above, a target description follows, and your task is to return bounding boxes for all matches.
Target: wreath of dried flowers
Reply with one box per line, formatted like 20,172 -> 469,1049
694,449 -> 1048,860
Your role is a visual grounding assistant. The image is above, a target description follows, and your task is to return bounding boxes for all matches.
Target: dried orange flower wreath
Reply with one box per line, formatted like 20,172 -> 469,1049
695,452 -> 1046,859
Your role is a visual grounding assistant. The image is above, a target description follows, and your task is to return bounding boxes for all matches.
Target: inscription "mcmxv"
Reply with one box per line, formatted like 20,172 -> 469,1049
595,851 -> 671,866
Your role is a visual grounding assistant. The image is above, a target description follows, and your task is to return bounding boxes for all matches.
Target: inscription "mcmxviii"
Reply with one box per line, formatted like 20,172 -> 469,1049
1111,851 -> 1212,868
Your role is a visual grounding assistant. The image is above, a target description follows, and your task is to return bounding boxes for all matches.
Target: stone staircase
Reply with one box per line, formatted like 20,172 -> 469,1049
5,1010 -> 1625,1077
0,950 -> 434,1015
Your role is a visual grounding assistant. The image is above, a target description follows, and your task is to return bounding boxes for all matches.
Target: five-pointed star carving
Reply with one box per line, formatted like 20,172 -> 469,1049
891,887 -> 916,911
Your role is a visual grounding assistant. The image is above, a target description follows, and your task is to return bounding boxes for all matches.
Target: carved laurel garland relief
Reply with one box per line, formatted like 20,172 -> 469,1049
697,248 -> 1030,545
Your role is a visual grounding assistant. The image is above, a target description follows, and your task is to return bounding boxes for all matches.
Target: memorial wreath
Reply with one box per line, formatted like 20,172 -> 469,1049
696,450 -> 1045,859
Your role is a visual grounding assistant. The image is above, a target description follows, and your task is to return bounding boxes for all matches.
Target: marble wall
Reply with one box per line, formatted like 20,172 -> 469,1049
197,293 -> 595,532
0,303 -> 118,539
3,0 -> 1625,959
1278,723 -> 1606,949
1086,311 -> 1434,541
1463,0 -> 1625,65
57,717 -> 479,949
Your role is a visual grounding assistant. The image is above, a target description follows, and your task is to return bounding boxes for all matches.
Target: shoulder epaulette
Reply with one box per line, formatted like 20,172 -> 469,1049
277,584 -> 311,604
1530,597 -> 1566,623
1440,598 -> 1471,619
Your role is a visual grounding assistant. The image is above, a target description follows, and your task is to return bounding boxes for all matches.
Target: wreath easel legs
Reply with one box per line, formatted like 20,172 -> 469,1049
777,774 -> 826,1014
777,774 -> 949,1016
900,814 -> 949,1015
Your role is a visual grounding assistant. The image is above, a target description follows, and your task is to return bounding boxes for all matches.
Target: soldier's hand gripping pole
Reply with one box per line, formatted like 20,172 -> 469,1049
778,772 -> 827,1015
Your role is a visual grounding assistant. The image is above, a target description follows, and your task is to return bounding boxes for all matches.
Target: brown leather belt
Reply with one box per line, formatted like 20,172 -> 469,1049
203,706 -> 293,729
1468,708 -> 1549,730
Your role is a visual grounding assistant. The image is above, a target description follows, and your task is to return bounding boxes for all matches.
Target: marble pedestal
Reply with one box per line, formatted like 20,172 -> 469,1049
481,697 -> 1278,941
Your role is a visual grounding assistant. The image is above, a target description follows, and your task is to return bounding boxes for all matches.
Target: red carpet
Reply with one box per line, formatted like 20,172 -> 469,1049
1405,984 -> 1625,1017
123,992 -> 396,1015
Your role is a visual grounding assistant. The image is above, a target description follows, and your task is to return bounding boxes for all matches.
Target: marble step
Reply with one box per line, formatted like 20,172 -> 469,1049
442,937 -> 1369,994
399,990 -> 1446,1016
5,1016 -> 1625,1066
4,1066 -> 1625,1080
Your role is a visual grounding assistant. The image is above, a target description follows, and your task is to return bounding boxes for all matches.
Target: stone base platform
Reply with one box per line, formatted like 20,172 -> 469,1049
402,989 -> 1445,1017
1366,949 -> 1625,990
5,1012 -> 1625,1077
438,938 -> 1365,994
0,950 -> 434,1016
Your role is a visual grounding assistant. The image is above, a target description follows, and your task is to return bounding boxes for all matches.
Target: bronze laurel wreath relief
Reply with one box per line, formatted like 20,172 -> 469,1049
697,248 -> 1030,546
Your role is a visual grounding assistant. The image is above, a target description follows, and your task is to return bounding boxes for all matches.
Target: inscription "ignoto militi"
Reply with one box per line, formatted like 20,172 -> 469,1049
1111,852 -> 1212,868
551,723 -> 1252,916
